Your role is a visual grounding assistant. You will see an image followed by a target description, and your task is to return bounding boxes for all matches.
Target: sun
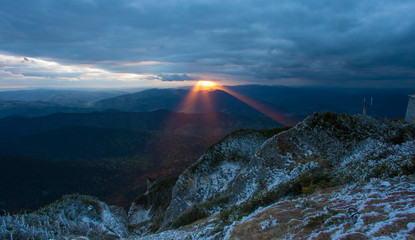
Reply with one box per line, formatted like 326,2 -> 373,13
196,80 -> 218,91
177,79 -> 294,126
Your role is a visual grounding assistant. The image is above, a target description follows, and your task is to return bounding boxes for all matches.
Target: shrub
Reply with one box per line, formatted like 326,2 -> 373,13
171,206 -> 209,228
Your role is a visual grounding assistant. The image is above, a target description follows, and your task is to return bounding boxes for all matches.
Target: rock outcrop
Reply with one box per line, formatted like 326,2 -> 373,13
128,112 -> 415,236
128,176 -> 178,235
0,194 -> 129,239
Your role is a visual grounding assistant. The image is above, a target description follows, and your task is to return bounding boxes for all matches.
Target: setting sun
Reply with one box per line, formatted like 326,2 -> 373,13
196,80 -> 218,91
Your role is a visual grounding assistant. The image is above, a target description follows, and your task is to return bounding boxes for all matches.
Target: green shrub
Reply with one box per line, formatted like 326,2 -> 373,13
170,191 -> 232,229
306,208 -> 342,228
171,206 -> 209,228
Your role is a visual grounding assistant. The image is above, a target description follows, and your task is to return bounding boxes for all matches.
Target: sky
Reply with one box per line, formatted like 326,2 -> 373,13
0,0 -> 415,89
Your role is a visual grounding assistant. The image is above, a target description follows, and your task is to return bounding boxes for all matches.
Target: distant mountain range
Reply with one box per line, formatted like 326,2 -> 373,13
93,88 -> 288,117
0,89 -> 124,118
94,85 -> 414,119
0,89 -> 126,107
0,85 -> 412,119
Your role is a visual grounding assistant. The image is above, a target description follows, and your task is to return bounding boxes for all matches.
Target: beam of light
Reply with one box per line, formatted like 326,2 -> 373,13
177,80 -> 219,113
217,86 -> 297,126
177,84 -> 200,113
172,80 -> 224,137
177,80 -> 296,126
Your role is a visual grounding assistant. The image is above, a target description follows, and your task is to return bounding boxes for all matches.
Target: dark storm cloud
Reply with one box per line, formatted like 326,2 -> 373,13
1,0 -> 415,87
158,73 -> 194,81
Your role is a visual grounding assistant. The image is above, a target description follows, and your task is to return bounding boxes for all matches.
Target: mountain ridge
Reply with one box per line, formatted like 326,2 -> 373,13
0,86 -> 411,120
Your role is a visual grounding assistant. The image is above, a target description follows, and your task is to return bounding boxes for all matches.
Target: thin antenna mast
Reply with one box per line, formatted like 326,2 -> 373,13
363,98 -> 367,115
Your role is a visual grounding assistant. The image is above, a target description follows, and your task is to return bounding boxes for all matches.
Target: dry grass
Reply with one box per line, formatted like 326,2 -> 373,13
336,233 -> 369,240
136,176 -> 415,240
360,213 -> 387,225
226,175 -> 415,240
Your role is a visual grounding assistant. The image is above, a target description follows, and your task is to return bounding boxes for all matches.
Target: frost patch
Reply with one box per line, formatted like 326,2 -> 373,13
259,217 -> 278,231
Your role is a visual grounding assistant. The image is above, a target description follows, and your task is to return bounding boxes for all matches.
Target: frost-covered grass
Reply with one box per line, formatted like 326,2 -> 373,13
218,160 -> 330,224
147,113 -> 415,234
141,175 -> 415,240
162,129 -> 276,229
337,139 -> 415,182
226,174 -> 415,239
130,113 -> 415,239
131,174 -> 415,240
0,194 -> 128,240
131,217 -> 221,240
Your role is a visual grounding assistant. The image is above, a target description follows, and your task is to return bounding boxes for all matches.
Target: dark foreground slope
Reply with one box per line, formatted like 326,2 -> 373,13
0,110 -> 278,212
1,113 -> 414,239
0,155 -> 116,212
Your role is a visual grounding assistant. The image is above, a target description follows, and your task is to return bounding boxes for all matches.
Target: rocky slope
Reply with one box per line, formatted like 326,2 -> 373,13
133,175 -> 415,240
0,195 -> 129,239
1,112 -> 414,239
128,112 -> 415,238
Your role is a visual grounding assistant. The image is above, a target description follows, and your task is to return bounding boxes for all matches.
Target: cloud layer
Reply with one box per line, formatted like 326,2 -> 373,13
1,0 -> 415,88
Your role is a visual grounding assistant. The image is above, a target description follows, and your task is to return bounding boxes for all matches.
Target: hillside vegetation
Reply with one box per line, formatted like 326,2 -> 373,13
0,110 -> 278,212
1,112 -> 414,239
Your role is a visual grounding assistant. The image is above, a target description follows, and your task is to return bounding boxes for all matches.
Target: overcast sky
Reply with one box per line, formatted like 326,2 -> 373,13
1,0 -> 415,89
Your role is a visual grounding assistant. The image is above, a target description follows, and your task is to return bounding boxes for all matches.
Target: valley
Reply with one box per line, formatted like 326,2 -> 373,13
0,109 -> 278,212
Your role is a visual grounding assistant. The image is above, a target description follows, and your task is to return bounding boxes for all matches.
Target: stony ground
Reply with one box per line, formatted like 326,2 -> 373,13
131,174 -> 415,240
227,175 -> 415,240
